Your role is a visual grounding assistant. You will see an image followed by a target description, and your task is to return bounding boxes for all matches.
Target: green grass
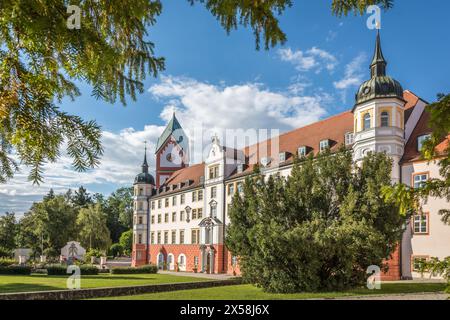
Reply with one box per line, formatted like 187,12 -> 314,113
0,273 -> 208,294
99,282 -> 447,300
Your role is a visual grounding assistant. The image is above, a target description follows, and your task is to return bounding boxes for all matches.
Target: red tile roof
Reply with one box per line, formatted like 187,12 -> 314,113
401,108 -> 449,163
156,90 -> 430,188
156,163 -> 205,197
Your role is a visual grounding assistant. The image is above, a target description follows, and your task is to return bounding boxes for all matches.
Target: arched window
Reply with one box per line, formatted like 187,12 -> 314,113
380,111 -> 389,127
363,113 -> 371,130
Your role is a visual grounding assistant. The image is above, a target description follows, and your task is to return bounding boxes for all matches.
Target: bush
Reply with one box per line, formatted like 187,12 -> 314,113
0,247 -> 13,258
85,248 -> 105,262
108,243 -> 123,258
0,265 -> 32,275
46,264 -> 99,275
46,264 -> 67,275
79,264 -> 99,275
0,258 -> 16,266
110,265 -> 157,274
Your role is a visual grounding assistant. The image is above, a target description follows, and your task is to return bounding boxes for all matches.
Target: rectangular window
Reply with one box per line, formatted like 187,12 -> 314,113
164,231 -> 169,244
165,198 -> 169,207
172,196 -> 177,206
157,232 -> 161,244
151,215 -> 155,224
345,132 -> 354,146
180,194 -> 185,204
211,186 -> 217,198
158,199 -> 162,209
198,190 -> 203,201
138,216 -> 143,225
228,184 -> 234,196
172,212 -> 177,222
209,165 -> 219,179
191,229 -> 200,244
150,232 -> 155,244
237,182 -> 243,193
151,201 -> 155,210
192,191 -> 197,202
319,140 -> 329,151
180,210 -> 185,222
197,208 -> 203,219
138,234 -> 142,244
157,214 -> 161,224
417,134 -> 431,151
413,173 -> 428,189
138,201 -> 143,211
298,146 -> 307,157
413,213 -> 429,234
180,230 -> 185,244
412,256 -> 428,272
171,230 -> 176,244
164,213 -> 169,223
192,209 -> 197,220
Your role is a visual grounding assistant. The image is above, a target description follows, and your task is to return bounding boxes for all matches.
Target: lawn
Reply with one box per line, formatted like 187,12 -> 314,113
0,273 -> 208,294
99,282 -> 447,300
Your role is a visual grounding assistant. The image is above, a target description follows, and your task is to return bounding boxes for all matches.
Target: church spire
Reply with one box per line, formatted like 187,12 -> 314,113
142,142 -> 149,174
370,30 -> 387,78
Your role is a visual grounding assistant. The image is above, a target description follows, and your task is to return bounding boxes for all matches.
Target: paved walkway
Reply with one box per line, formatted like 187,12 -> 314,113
337,292 -> 448,300
158,270 -> 238,280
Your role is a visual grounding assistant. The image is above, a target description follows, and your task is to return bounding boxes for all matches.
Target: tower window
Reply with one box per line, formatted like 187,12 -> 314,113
363,113 -> 371,130
380,111 -> 389,127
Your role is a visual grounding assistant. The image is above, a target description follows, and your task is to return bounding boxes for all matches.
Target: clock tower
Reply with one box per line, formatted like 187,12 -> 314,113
155,113 -> 189,187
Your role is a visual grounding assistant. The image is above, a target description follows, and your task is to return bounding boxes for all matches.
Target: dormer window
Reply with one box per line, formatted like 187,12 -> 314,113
279,152 -> 287,162
298,146 -> 307,157
237,164 -> 244,173
345,132 -> 354,146
417,134 -> 431,151
260,157 -> 271,167
319,140 -> 330,152
209,165 -> 219,179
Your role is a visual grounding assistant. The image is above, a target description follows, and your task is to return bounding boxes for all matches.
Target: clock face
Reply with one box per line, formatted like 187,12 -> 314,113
166,153 -> 173,162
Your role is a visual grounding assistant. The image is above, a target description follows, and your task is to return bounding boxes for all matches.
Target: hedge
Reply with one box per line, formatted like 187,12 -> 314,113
0,265 -> 32,275
110,265 -> 158,274
0,258 -> 16,267
46,264 -> 99,275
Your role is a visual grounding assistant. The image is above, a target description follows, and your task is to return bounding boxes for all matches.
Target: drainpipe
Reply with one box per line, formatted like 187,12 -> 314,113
146,195 -> 151,265
398,159 -> 403,279
222,175 -> 226,273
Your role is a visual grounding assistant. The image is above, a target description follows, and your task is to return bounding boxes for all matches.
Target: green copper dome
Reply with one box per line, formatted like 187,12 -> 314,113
355,32 -> 404,106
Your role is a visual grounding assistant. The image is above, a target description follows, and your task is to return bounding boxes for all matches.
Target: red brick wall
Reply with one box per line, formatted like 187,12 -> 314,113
132,244 -> 148,267
380,245 -> 401,281
147,244 -> 226,273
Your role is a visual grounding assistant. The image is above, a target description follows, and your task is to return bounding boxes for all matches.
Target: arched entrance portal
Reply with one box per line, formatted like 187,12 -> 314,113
157,253 -> 165,270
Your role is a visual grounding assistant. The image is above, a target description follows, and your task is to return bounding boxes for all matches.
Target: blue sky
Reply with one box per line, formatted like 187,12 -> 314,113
2,0 -> 450,214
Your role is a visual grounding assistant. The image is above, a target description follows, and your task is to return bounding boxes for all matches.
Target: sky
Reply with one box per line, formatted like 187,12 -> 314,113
2,0 -> 450,214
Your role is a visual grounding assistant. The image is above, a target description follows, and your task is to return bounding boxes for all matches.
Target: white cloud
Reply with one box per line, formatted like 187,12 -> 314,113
333,53 -> 367,90
278,47 -> 338,73
1,75 -> 331,215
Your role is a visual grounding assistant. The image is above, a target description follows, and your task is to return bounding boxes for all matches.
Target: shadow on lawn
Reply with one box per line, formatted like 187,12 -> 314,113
0,283 -> 62,294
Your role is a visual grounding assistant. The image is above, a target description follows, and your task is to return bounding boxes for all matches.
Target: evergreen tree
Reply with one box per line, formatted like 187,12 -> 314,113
226,149 -> 405,293
0,212 -> 17,255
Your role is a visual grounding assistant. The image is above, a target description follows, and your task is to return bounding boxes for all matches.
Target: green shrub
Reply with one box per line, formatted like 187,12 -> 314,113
0,258 -> 16,266
79,264 -> 99,275
110,265 -> 157,274
46,264 -> 67,275
108,243 -> 123,257
0,266 -> 32,275
46,264 -> 99,275
0,247 -> 13,258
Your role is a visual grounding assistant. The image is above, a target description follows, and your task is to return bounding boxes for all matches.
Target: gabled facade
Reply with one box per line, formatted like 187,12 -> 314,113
131,33 -> 450,279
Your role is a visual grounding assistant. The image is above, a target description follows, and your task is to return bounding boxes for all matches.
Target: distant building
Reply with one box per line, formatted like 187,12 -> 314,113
132,33 -> 450,280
